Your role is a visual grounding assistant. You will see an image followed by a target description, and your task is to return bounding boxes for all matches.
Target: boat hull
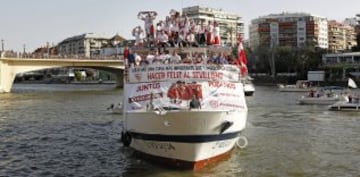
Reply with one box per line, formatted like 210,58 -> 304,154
110,107 -> 123,114
244,90 -> 254,96
278,84 -> 316,92
298,97 -> 339,105
244,83 -> 255,96
328,101 -> 360,111
243,80 -> 255,96
124,110 -> 247,170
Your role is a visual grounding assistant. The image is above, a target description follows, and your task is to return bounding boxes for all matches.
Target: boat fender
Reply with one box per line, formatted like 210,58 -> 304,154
236,135 -> 248,149
121,132 -> 132,147
219,121 -> 233,134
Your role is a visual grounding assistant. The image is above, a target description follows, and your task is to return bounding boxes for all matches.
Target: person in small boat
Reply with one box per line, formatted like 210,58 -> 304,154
326,90 -> 334,97
348,94 -> 353,103
107,104 -> 114,110
189,94 -> 201,110
309,90 -> 315,97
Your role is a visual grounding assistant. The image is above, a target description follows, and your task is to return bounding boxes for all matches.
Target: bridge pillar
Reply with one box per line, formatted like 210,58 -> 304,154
115,70 -> 124,88
0,59 -> 16,93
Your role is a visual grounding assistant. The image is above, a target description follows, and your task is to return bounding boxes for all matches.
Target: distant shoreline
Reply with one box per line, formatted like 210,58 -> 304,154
14,80 -> 116,85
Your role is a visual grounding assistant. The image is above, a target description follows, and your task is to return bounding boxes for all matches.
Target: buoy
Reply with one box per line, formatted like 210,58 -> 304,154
236,135 -> 248,149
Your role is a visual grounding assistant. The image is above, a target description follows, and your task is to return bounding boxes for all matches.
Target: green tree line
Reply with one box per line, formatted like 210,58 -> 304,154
242,44 -> 327,79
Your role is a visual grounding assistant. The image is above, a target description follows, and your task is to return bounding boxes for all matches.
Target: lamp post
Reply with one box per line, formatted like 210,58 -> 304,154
270,36 -> 277,79
1,39 -> 4,52
46,42 -> 50,57
112,40 -> 119,58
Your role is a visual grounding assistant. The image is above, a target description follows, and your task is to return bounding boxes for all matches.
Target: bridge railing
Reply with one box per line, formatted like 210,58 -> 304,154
1,51 -> 124,60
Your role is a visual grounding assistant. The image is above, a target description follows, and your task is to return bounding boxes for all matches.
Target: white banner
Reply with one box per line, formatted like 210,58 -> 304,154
127,64 -> 240,83
124,80 -> 247,112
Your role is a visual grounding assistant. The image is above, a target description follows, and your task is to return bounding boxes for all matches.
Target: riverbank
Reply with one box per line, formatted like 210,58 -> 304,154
251,75 -> 350,87
15,79 -> 116,84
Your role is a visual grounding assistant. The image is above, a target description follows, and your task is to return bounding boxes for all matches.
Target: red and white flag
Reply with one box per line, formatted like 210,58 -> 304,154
237,34 -> 248,75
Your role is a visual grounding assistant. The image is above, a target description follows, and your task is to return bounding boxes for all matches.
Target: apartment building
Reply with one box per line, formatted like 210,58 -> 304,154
328,20 -> 357,52
249,12 -> 328,50
182,6 -> 244,46
57,33 -> 111,58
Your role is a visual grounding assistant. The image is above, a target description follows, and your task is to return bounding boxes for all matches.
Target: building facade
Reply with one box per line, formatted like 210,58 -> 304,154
322,52 -> 360,80
182,6 -> 244,46
57,33 -> 111,58
249,12 -> 328,50
328,20 -> 357,52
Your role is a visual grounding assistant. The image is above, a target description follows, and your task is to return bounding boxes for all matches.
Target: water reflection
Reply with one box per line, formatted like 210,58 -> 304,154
0,84 -> 360,176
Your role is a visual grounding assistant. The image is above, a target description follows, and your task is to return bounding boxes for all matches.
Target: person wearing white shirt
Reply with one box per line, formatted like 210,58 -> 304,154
132,26 -> 144,47
145,51 -> 155,64
138,11 -> 158,47
134,53 -> 142,66
157,30 -> 169,53
138,11 -> 157,39
186,32 -> 198,47
206,20 -> 214,46
213,21 -> 220,45
169,50 -> 182,64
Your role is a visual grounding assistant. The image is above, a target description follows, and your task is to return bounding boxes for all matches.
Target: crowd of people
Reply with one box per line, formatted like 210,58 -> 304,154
124,47 -> 238,68
133,9 -> 223,50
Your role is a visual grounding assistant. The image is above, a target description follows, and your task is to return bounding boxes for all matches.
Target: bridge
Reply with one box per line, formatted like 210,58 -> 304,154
0,56 -> 125,93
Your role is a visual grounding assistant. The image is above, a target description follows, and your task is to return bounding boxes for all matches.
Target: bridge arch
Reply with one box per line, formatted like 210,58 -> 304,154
0,58 -> 124,93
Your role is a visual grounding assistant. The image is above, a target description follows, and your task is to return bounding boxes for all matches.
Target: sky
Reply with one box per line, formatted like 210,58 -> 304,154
1,0 -> 359,52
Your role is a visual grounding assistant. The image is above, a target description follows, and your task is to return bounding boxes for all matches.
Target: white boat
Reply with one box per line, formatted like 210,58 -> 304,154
107,103 -> 123,114
120,43 -> 248,169
328,78 -> 360,111
328,101 -> 360,111
298,94 -> 340,105
244,82 -> 255,96
242,77 -> 255,96
278,80 -> 316,92
121,56 -> 248,170
297,86 -> 345,105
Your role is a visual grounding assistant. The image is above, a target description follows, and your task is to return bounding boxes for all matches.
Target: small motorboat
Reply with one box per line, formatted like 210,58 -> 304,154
107,103 -> 123,114
278,80 -> 316,92
328,78 -> 360,111
244,82 -> 255,96
298,94 -> 340,105
297,86 -> 345,105
328,101 -> 360,111
243,78 -> 255,96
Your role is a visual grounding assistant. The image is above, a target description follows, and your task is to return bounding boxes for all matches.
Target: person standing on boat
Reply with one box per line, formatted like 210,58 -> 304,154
199,20 -> 206,46
206,20 -> 214,46
132,26 -> 144,47
213,21 -> 220,45
127,50 -> 136,68
157,30 -> 169,53
169,50 -> 182,64
123,45 -> 129,60
138,11 -> 158,47
186,31 -> 198,47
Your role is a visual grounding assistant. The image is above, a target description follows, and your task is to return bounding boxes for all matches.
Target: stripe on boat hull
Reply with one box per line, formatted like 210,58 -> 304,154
130,131 -> 241,143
